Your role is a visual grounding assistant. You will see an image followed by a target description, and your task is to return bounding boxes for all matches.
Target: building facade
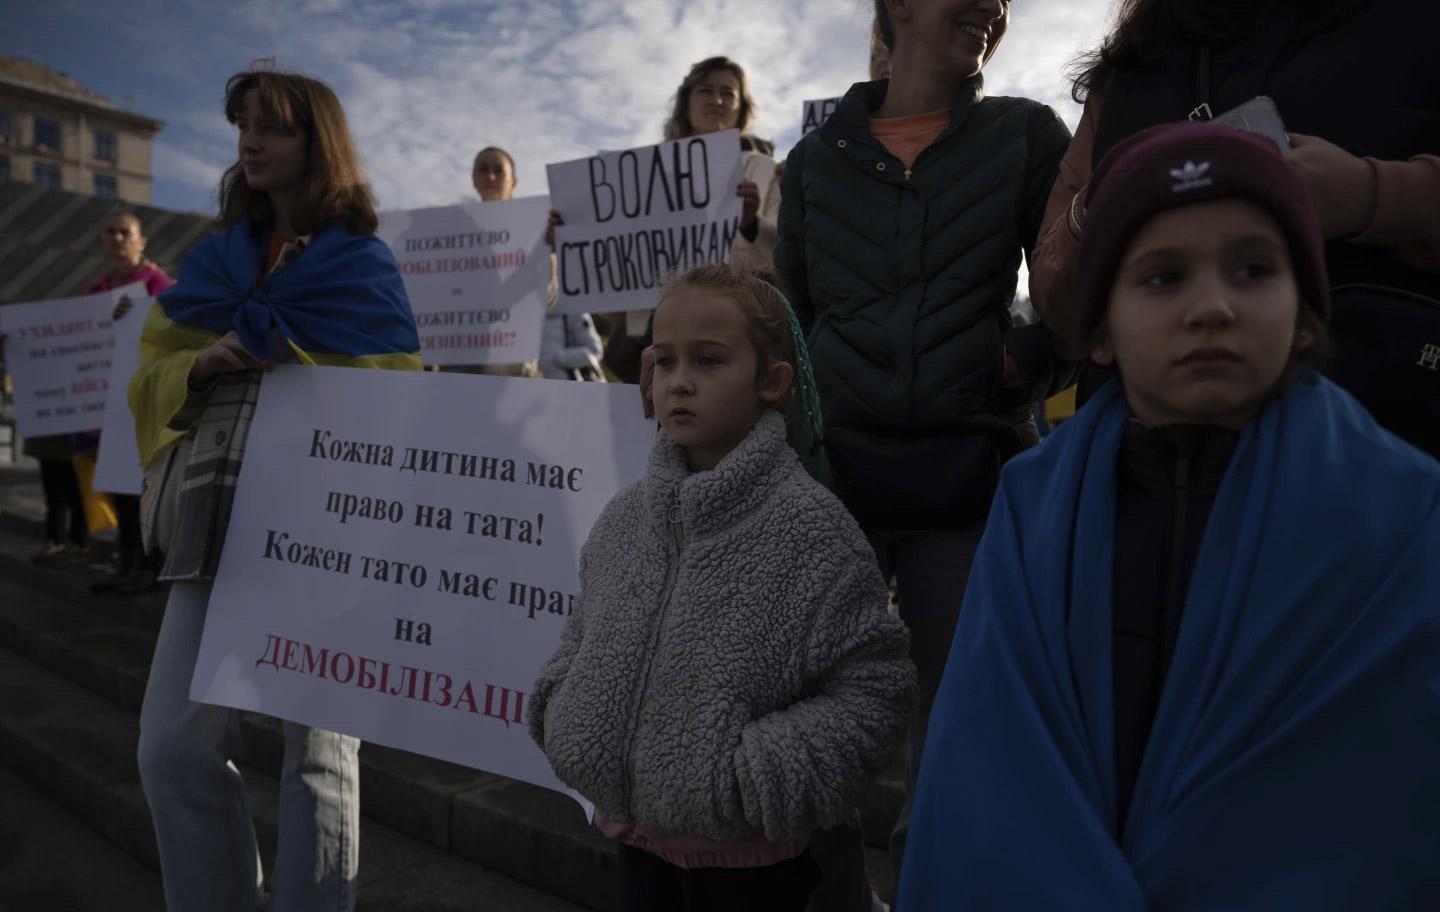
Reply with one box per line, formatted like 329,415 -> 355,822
0,55 -> 163,205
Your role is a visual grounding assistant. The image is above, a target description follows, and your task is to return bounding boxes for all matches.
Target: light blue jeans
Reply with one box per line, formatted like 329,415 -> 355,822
137,581 -> 359,912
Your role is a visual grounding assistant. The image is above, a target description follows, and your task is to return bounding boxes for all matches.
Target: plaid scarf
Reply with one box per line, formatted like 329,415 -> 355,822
147,237 -> 307,581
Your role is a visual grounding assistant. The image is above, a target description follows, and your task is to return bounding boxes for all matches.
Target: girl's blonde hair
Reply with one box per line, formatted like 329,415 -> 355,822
657,264 -> 829,482
659,263 -> 794,391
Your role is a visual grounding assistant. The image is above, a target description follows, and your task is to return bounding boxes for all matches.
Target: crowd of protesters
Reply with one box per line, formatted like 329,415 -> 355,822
3,0 -> 1437,909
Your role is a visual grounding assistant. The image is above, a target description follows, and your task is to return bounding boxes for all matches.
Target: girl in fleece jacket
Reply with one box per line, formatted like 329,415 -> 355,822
529,264 -> 916,912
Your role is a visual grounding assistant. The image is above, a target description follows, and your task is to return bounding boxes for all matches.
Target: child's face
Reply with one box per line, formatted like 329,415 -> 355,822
1093,199 -> 1305,430
651,289 -> 788,471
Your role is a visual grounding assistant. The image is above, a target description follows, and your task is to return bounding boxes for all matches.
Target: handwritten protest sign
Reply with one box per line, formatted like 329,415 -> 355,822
0,283 -> 143,438
802,97 -> 842,135
377,197 -> 551,366
547,129 -> 744,315
91,295 -> 151,495
190,366 -> 654,796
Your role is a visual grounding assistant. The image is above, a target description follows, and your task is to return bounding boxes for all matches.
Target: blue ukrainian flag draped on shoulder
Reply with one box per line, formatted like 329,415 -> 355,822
898,376 -> 1440,911
129,218 -> 421,466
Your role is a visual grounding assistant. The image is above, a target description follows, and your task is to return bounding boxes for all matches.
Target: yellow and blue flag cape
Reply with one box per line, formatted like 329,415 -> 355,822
900,376 -> 1440,910
129,218 -> 421,466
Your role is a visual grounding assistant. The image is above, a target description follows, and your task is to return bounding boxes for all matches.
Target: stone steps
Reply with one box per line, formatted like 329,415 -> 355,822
0,477 -> 903,907
0,642 -> 586,911
0,527 -> 616,908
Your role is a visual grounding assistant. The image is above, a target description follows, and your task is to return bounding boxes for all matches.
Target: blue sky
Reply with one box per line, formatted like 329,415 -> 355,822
5,0 -> 1113,216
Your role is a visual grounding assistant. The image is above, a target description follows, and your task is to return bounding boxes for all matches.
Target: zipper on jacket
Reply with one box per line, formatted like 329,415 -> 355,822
619,499 -> 685,815
1162,451 -> 1192,670
904,168 -> 912,183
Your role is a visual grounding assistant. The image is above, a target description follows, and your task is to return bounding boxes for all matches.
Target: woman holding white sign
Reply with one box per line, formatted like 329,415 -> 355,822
474,145 -> 605,381
87,209 -> 174,596
550,56 -> 782,382
662,56 -> 782,273
443,146 -> 543,378
129,68 -> 421,912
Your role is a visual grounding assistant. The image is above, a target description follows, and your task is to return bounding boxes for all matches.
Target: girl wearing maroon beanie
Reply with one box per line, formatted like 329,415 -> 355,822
900,123 -> 1440,910
1031,0 -> 1440,457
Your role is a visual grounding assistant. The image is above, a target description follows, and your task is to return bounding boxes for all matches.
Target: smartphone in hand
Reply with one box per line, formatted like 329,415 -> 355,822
1211,96 -> 1290,152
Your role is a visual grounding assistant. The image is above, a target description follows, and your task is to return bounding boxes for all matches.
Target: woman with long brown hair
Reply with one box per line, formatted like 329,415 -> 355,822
130,68 -> 420,911
662,56 -> 781,272
553,56 -> 780,382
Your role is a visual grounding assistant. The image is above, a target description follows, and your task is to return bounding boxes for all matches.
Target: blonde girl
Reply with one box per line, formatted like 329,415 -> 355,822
530,264 -> 914,912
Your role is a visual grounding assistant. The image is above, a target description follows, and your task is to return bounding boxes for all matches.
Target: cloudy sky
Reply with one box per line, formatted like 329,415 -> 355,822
7,0 -> 1115,215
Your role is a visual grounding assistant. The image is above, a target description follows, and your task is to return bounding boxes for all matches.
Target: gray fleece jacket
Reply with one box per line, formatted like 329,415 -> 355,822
529,411 -> 916,843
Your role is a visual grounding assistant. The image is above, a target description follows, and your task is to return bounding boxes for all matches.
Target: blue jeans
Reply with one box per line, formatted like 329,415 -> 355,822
137,581 -> 359,912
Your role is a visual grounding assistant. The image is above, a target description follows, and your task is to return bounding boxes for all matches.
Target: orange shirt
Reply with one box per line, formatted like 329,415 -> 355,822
265,233 -> 295,273
870,109 -> 950,170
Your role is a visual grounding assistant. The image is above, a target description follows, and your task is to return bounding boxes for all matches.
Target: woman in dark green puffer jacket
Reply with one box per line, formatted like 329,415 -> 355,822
774,0 -> 1076,890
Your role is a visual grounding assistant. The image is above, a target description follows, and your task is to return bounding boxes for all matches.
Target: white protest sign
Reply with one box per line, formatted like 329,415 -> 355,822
91,295 -> 151,495
377,196 -> 551,367
0,283 -> 142,438
801,97 -> 842,135
547,129 -> 744,315
190,365 -> 654,796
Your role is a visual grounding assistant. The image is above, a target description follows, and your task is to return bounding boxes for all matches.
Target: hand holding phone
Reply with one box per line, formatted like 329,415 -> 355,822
1211,96 -> 1290,151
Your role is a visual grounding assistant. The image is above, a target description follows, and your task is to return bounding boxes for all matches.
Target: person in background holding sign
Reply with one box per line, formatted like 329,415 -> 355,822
774,0 -> 1075,890
475,144 -> 605,381
553,56 -> 781,382
128,68 -> 421,912
663,57 -> 782,274
446,146 -> 542,378
530,264 -> 915,912
1029,0 -> 1440,458
86,209 -> 174,595
901,122 -> 1440,909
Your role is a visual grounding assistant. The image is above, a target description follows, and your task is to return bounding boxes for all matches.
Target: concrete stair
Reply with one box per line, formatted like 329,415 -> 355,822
0,470 -> 904,909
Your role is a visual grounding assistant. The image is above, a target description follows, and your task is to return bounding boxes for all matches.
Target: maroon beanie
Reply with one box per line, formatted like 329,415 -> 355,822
1066,121 -> 1329,354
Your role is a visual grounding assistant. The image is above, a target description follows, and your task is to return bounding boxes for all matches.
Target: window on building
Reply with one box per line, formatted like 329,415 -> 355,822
94,130 -> 117,162
94,173 -> 118,198
33,161 -> 61,189
0,112 -> 11,144
34,117 -> 60,150
0,155 -> 9,182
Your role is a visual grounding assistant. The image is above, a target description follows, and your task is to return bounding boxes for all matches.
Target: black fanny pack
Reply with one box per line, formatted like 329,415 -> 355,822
826,427 -> 1002,530
1326,284 -> 1440,459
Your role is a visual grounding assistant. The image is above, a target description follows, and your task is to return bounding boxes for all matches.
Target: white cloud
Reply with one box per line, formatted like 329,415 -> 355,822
983,0 -> 1118,126
76,0 -> 1117,213
318,0 -> 1114,210
152,139 -> 225,196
